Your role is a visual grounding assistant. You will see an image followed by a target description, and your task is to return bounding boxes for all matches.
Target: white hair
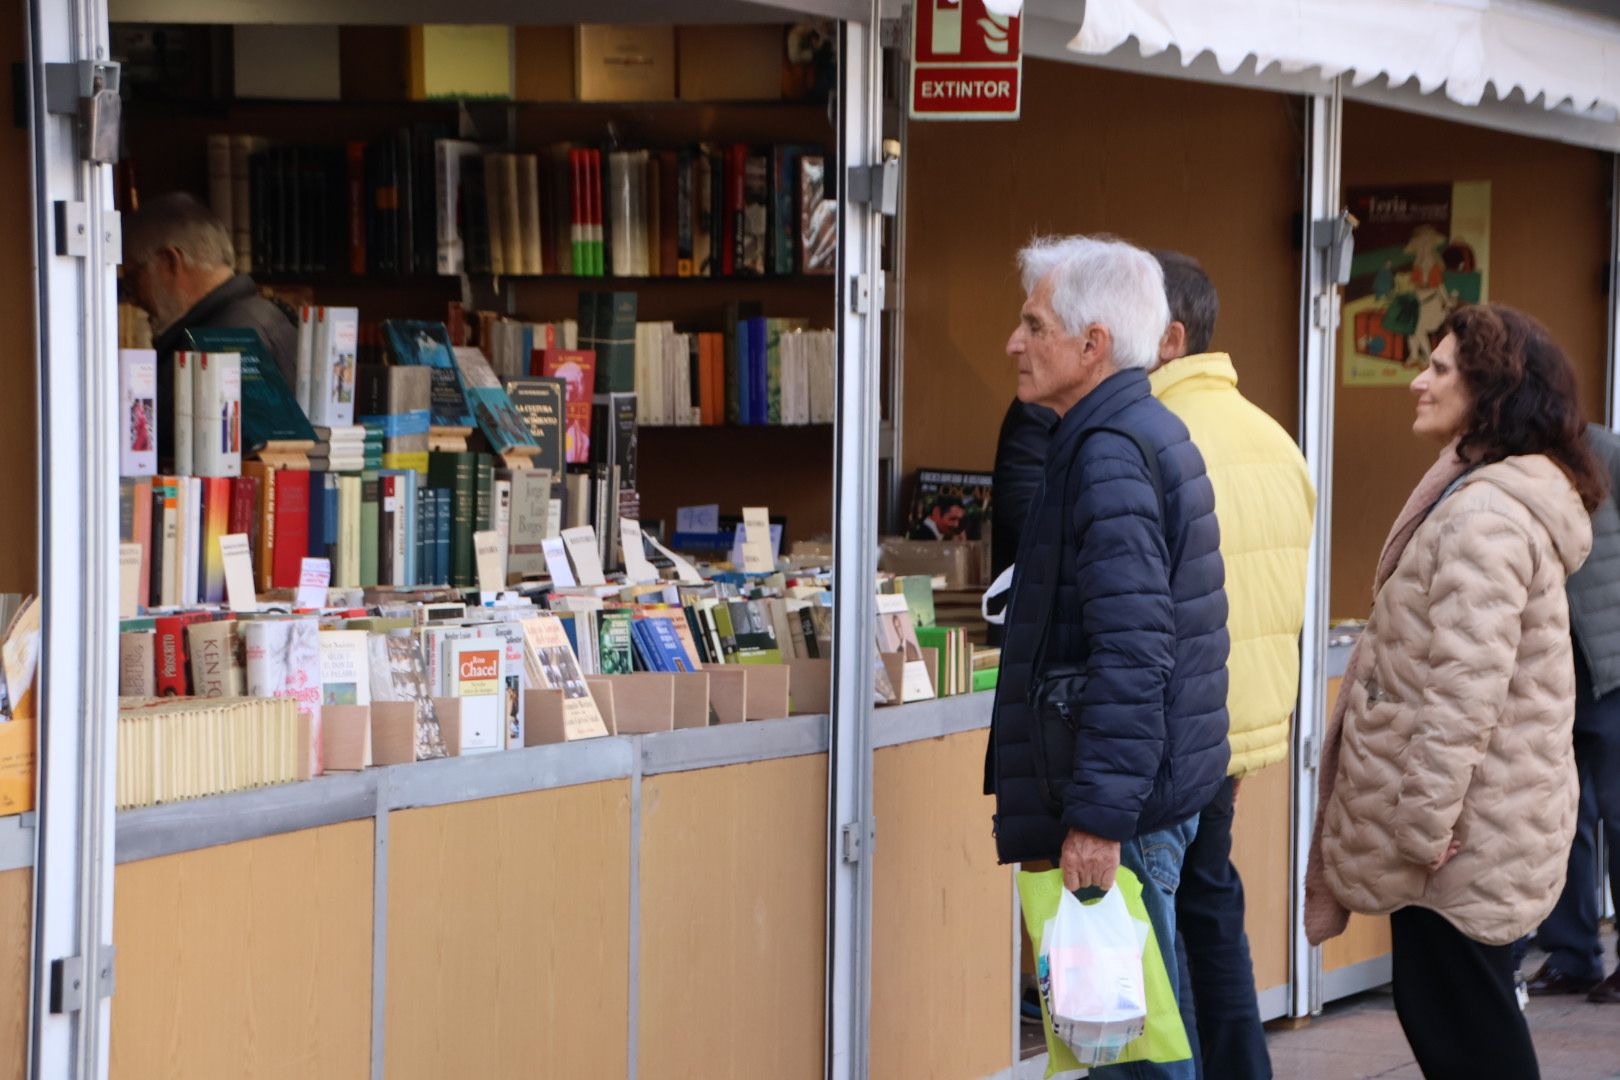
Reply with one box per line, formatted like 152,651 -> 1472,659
1017,235 -> 1169,370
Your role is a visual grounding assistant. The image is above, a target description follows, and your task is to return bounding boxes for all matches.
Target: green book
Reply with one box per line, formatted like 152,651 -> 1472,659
578,291 -> 639,394
728,599 -> 783,665
598,611 -> 635,674
182,326 -> 316,450
916,626 -> 952,697
474,454 -> 495,534
766,318 -> 784,425
428,451 -> 478,588
359,470 -> 381,588
972,667 -> 999,693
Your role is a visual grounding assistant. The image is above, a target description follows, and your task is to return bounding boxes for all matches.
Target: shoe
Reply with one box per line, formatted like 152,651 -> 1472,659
1020,988 -> 1044,1026
1515,975 -> 1529,1012
1525,961 -> 1601,996
1588,969 -> 1620,1004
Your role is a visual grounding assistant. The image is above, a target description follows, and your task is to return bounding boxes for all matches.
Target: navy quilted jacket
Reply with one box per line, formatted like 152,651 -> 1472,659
985,369 -> 1230,862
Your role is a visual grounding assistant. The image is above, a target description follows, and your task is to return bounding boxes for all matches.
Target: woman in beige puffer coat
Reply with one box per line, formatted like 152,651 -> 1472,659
1309,304 -> 1606,1080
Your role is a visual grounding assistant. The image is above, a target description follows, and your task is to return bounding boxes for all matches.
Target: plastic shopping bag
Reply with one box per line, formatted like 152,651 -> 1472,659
1018,867 -> 1192,1075
1041,884 -> 1147,1065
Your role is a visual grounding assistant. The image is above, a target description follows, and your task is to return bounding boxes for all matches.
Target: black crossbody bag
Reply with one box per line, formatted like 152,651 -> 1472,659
1025,426 -> 1167,814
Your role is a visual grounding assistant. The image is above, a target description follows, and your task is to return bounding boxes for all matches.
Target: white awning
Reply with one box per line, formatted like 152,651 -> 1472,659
1066,0 -> 1620,114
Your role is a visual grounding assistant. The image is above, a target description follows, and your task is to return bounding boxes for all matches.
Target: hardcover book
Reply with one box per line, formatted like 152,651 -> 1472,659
310,307 -> 359,429
120,348 -> 158,478
183,327 -> 317,450
539,350 -> 597,464
173,350 -> 195,476
452,346 -> 539,456
193,351 -> 243,478
383,319 -> 474,429
186,618 -> 244,699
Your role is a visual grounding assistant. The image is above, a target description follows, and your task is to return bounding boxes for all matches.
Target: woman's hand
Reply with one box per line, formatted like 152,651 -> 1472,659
1430,838 -> 1461,871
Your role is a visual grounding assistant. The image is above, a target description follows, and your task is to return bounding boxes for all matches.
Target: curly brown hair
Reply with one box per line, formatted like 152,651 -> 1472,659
1447,303 -> 1607,512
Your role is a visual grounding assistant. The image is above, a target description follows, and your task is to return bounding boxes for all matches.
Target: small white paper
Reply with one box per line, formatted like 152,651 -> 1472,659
474,530 -> 505,594
119,543 -> 142,618
294,558 -> 331,611
542,536 -> 576,587
900,660 -> 937,703
619,518 -> 660,585
738,506 -> 778,574
677,503 -> 721,535
478,591 -> 498,607
219,533 -> 257,612
645,533 -> 704,584
561,525 -> 608,586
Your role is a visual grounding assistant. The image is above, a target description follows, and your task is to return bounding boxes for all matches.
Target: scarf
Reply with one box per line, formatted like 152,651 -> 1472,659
1304,439 -> 1470,945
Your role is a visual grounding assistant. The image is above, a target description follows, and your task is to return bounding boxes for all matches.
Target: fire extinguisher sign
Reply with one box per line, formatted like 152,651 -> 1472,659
910,0 -> 1022,120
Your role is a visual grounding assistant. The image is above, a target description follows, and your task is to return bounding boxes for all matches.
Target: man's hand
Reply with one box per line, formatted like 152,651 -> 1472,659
1061,828 -> 1121,892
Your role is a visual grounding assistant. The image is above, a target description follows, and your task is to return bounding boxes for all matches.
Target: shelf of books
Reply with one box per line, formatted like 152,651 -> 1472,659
107,17 -> 1001,816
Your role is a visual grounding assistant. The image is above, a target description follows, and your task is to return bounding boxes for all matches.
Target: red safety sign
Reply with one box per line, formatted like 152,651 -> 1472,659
910,0 -> 1022,120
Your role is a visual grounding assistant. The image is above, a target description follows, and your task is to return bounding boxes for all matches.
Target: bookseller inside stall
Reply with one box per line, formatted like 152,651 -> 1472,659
104,19 -> 999,810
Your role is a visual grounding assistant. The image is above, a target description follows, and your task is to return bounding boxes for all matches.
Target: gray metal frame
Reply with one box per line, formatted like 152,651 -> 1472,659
25,0 -> 121,1076
827,9 -> 885,1080
1293,80 -> 1344,1020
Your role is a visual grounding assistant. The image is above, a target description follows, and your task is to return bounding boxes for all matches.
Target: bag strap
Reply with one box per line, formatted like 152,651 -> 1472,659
1028,425 -> 1167,680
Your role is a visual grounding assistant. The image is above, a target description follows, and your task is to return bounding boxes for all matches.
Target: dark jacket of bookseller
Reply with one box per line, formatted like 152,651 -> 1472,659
985,368 -> 1231,863
153,273 -> 298,388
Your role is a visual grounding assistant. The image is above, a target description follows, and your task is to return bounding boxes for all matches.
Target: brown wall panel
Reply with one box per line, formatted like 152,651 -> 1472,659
385,783 -> 631,1080
903,59 -> 1305,495
638,756 -> 827,1080
0,0 -> 37,592
1332,103 -> 1611,619
109,822 -> 374,1080
0,868 -> 29,1080
872,732 -> 1011,1080
1230,755 -> 1291,992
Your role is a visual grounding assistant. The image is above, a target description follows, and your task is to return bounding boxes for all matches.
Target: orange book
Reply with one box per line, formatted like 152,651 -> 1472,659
242,460 -> 277,593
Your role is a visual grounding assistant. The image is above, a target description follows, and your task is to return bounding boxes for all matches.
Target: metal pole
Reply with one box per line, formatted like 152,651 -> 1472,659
1292,77 -> 1342,1022
826,9 -> 883,1079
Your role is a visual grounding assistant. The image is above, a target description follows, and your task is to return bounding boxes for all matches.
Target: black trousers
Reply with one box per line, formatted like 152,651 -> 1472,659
1391,906 -> 1541,1080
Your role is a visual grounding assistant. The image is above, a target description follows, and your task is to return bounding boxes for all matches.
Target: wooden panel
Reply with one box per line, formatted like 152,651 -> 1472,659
385,782 -> 631,1080
0,0 -> 36,592
1322,913 -> 1392,973
872,732 -> 1011,1080
902,59 -> 1304,492
110,822 -> 374,1080
639,756 -> 827,1080
1332,102 -> 1611,619
1230,754 -> 1291,993
0,868 -> 29,1080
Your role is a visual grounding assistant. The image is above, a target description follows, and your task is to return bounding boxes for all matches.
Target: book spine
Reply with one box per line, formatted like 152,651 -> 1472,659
173,351 -> 194,476
347,141 -> 367,275
378,474 -> 397,587
194,351 -> 243,478
359,472 -> 380,588
231,136 -> 254,273
589,149 -> 605,277
725,144 -> 745,277
272,470 -> 311,589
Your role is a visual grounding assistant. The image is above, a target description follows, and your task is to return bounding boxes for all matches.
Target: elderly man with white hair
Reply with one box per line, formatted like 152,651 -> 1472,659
984,235 -> 1229,1078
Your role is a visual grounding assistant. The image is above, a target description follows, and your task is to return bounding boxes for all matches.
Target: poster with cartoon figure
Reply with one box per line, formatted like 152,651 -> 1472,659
1341,181 -> 1490,387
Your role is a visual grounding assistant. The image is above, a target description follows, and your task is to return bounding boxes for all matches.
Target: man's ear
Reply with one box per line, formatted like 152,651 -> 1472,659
1159,321 -> 1187,364
157,245 -> 185,276
1081,323 -> 1112,361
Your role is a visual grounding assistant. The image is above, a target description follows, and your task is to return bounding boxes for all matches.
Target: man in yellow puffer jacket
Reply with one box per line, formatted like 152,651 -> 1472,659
1148,252 -> 1315,1080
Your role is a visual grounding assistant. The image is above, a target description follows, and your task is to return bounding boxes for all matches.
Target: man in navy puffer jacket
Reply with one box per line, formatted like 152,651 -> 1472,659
987,236 -> 1229,1077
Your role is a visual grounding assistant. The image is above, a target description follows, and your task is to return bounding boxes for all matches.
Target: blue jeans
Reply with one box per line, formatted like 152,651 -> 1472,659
1174,777 -> 1272,1079
1091,816 -> 1200,1080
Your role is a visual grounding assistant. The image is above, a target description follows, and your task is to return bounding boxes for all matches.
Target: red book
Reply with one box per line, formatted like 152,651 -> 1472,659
724,144 -> 746,277
229,474 -> 257,540
347,141 -> 367,275
154,611 -> 211,697
540,349 -> 598,465
271,469 -> 311,589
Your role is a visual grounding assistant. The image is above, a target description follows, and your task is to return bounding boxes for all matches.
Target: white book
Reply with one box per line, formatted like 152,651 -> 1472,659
193,351 -> 242,478
493,479 -> 512,585
609,151 -> 634,277
419,624 -> 477,695
312,307 -> 359,428
173,350 -> 195,476
318,628 -> 371,707
295,306 -> 316,416
119,349 -> 158,477
159,495 -> 179,608
182,477 -> 201,607
631,151 -> 650,277
444,636 -> 504,754
434,139 -> 480,276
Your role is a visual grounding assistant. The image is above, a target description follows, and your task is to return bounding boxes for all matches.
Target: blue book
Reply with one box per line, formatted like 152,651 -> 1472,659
306,470 -> 327,565
747,317 -> 768,426
558,612 -> 579,657
632,617 -> 696,674
382,320 -> 474,429
735,321 -> 752,425
324,475 -> 339,557
435,490 -> 451,586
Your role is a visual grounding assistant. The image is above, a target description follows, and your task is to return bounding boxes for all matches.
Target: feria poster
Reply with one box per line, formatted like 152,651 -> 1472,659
1341,181 -> 1490,387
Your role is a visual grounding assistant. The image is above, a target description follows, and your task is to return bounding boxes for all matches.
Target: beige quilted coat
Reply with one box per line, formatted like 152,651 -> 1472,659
1320,455 -> 1591,945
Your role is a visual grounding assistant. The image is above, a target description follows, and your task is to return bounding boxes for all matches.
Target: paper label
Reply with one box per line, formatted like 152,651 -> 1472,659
473,529 -> 505,593
542,536 -> 576,587
645,533 -> 704,584
740,506 -> 775,574
219,533 -> 256,612
561,525 -> 607,586
295,558 -> 331,611
619,518 -> 660,585
119,542 -> 142,618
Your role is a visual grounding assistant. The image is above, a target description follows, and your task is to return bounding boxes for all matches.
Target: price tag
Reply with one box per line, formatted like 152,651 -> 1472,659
474,530 -> 505,594
294,558 -> 331,611
676,504 -> 720,534
561,525 -> 607,586
619,518 -> 660,584
542,536 -> 576,587
219,533 -> 257,613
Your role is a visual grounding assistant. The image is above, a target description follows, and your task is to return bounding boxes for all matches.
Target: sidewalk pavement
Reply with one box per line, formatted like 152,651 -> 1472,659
1267,926 -> 1620,1079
